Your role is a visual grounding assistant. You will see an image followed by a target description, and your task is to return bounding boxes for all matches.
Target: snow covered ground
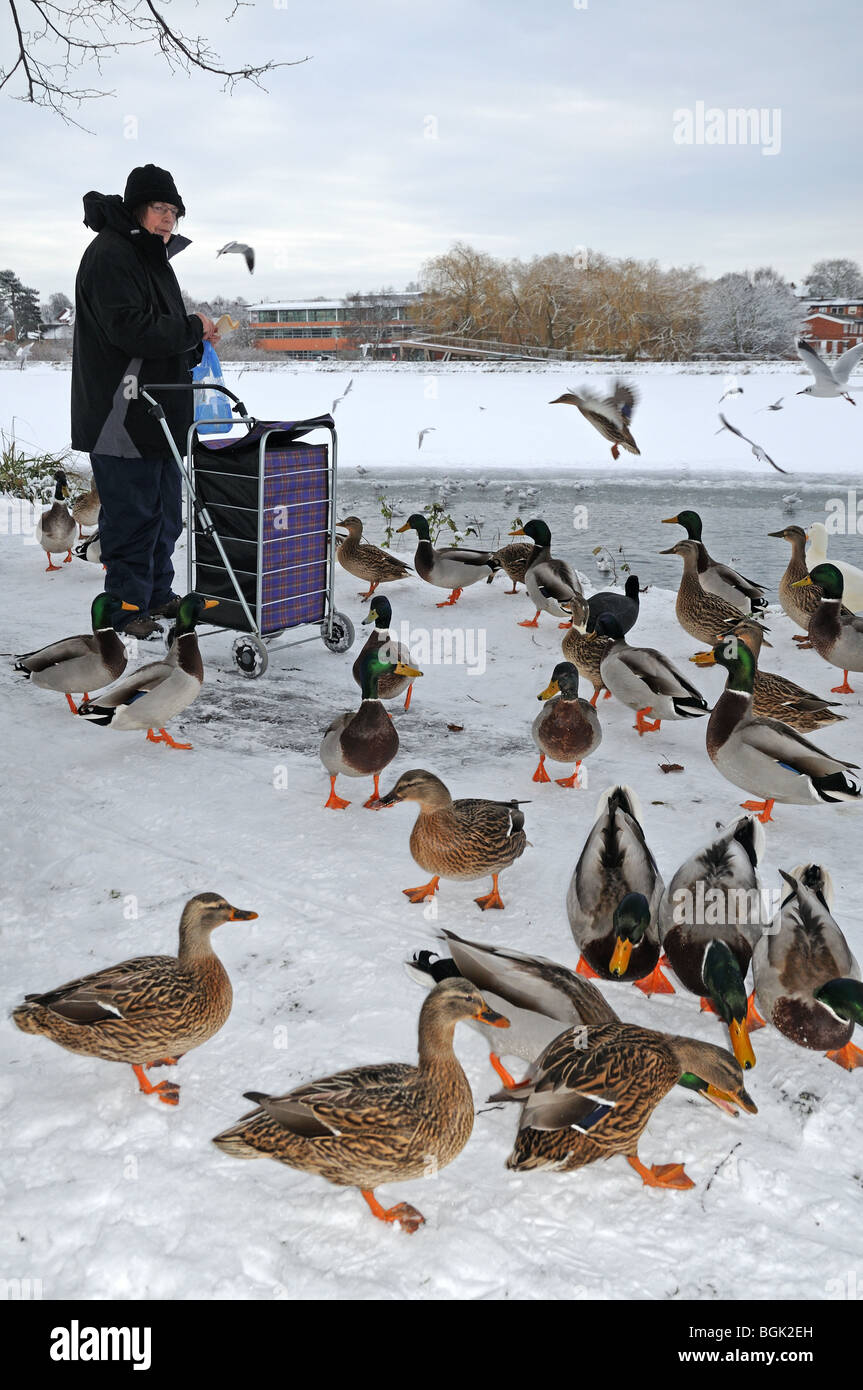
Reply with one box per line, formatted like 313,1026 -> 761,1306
2,356 -> 862,478
2,363 -> 862,1302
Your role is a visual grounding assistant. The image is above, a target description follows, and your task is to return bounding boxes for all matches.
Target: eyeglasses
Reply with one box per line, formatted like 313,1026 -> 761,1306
148,202 -> 178,219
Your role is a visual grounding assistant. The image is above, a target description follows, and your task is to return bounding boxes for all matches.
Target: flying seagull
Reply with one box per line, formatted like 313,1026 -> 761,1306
550,381 -> 640,459
418,427 -> 437,450
331,378 -> 354,413
216,241 -> 255,273
717,413 -> 788,474
757,397 -> 784,413
796,339 -> 863,403
718,383 -> 744,404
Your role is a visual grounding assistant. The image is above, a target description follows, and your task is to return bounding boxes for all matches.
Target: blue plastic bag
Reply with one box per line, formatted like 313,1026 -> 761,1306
193,341 -> 234,435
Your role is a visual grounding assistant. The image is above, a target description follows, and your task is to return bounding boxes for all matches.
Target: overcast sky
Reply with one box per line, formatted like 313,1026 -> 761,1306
2,0 -> 860,307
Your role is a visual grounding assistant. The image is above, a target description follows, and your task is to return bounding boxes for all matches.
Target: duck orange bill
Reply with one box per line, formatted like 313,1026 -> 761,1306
729,1017 -> 756,1071
690,651 -> 716,666
228,907 -> 259,921
609,936 -> 633,977
706,1083 -> 758,1116
396,521 -> 412,533
204,600 -> 219,609
121,601 -> 140,612
538,680 -> 560,701
394,662 -> 424,678
509,528 -> 527,536
792,576 -> 813,588
661,516 -> 679,524
474,1006 -> 510,1028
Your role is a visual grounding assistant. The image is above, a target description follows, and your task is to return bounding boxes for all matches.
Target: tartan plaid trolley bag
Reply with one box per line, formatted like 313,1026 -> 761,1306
142,382 -> 354,677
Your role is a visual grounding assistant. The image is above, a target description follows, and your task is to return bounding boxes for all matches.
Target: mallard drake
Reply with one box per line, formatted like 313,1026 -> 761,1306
212,977 -> 508,1234
404,928 -> 617,1090
806,522 -> 863,612
510,518 -> 583,628
336,516 -> 412,599
561,596 -> 614,706
322,645 -> 423,809
77,593 -> 218,749
531,660 -> 601,787
658,816 -> 766,1069
396,513 -> 498,607
661,540 -> 742,645
586,575 -> 641,634
595,613 -> 709,735
724,619 -> 844,732
487,540 -> 533,594
352,596 -> 416,711
662,511 -> 767,614
71,474 -> 100,535
566,785 -> 670,993
752,864 -> 863,1071
14,593 -> 138,713
12,893 -> 258,1105
796,564 -> 863,694
550,381 -> 640,460
36,470 -> 77,571
690,639 -> 861,822
378,769 -> 528,910
494,1021 -> 756,1188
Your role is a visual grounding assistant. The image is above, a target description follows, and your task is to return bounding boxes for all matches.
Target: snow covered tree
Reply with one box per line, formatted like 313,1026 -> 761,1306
804,259 -> 863,299
0,269 -> 41,338
697,268 -> 801,356
48,291 -> 72,320
1,1 -> 308,126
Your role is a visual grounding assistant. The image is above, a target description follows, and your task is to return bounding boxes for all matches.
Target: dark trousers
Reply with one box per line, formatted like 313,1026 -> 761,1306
90,454 -> 183,615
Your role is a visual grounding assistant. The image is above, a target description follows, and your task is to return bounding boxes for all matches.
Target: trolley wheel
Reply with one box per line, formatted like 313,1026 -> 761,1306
165,624 -> 177,650
232,634 -> 269,678
322,611 -> 355,654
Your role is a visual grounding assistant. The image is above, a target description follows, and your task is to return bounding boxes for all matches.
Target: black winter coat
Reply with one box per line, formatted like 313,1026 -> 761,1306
71,193 -> 204,459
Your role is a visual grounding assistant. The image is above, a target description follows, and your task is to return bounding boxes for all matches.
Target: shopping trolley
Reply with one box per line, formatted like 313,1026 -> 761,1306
142,382 -> 354,678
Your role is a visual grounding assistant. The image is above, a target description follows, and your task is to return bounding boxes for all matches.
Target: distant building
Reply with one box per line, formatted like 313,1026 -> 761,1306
38,307 -> 75,341
800,298 -> 863,356
247,293 -> 422,357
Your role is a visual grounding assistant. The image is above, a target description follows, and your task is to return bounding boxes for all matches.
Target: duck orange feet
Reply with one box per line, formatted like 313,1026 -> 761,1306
634,707 -> 661,735
555,763 -> 583,788
532,753 -> 552,783
361,1190 -> 425,1233
825,1041 -> 863,1070
146,727 -> 192,750
740,798 -> 775,823
364,773 -> 389,809
403,875 -> 440,904
518,612 -> 540,628
324,776 -> 351,810
627,1155 -> 694,1190
635,958 -> 676,996
132,1064 -> 180,1105
831,671 -> 854,694
575,954 -> 600,979
436,588 -> 463,608
475,873 -> 505,910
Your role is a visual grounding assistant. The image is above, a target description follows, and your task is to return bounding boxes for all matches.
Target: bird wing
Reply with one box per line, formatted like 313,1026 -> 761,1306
608,381 -> 637,423
25,956 -> 170,1023
832,341 -> 863,386
90,660 -> 175,708
717,413 -> 752,445
797,339 -> 836,386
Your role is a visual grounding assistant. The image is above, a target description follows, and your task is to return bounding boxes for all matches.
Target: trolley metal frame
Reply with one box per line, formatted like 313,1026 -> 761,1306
141,382 -> 354,676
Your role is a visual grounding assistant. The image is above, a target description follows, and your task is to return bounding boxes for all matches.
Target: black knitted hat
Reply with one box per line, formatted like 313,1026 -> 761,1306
123,164 -> 185,217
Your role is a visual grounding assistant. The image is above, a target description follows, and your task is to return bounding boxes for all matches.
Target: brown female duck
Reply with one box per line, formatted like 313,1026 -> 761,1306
212,978 -> 508,1233
336,516 -> 413,599
12,893 -> 257,1104
727,620 -> 844,732
379,769 -> 528,910
661,539 -> 742,645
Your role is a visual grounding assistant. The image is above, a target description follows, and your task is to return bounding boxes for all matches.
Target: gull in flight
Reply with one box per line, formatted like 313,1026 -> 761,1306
757,397 -> 784,413
718,383 -> 744,404
331,378 -> 354,413
716,413 -> 788,474
797,339 -> 863,403
550,381 -> 640,459
418,427 -> 437,450
216,241 -> 255,273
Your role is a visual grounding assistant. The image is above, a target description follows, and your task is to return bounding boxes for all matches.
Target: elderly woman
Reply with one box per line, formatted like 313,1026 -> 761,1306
71,164 -> 217,638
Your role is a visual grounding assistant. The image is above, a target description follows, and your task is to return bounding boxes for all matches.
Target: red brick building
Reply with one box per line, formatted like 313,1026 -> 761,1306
248,294 -> 422,358
801,299 -> 863,356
